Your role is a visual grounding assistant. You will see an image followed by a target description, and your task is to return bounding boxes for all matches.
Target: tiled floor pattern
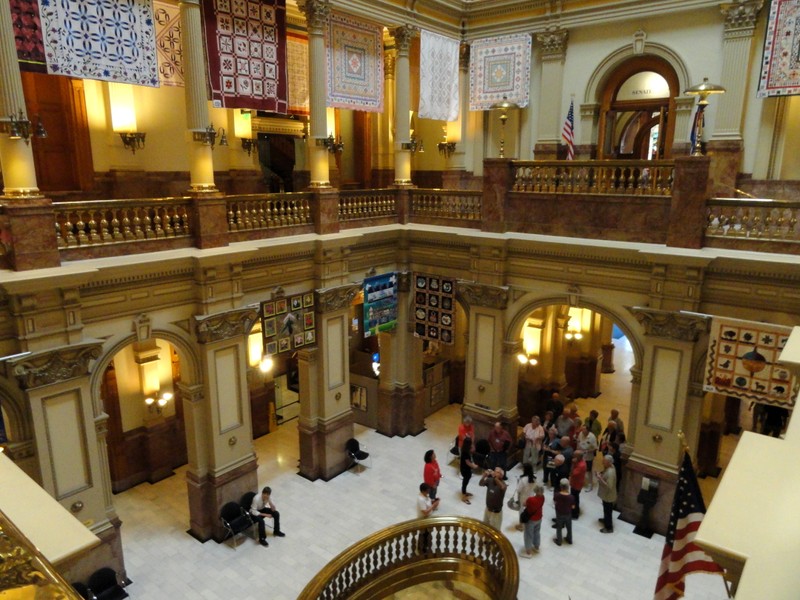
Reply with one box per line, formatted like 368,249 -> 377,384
115,340 -> 728,600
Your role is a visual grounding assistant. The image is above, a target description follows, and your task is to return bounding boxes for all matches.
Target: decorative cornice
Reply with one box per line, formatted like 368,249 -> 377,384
627,307 -> 710,342
194,307 -> 259,343
296,347 -> 318,364
535,26 -> 568,57
177,382 -> 204,404
2,439 -> 36,460
504,339 -> 522,354
391,25 -> 418,53
719,0 -> 763,33
457,281 -> 509,310
5,342 -> 103,389
316,283 -> 360,313
297,0 -> 330,34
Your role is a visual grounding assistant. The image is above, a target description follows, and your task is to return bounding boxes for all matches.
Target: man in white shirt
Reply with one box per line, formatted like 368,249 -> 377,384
250,486 -> 286,546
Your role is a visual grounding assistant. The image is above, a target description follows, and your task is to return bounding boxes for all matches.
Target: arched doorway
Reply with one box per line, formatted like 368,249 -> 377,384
596,57 -> 680,160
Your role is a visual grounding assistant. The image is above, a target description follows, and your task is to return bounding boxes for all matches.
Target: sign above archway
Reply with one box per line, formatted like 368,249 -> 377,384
616,71 -> 670,101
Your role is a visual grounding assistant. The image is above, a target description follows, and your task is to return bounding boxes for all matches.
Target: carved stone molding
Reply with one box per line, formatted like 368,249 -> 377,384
177,382 -> 204,404
503,339 -> 522,355
297,0 -> 329,33
633,29 -> 647,54
535,26 -> 568,58
384,52 -> 395,79
627,307 -> 710,342
194,307 -> 259,343
316,283 -> 360,313
720,0 -> 763,33
459,42 -> 470,71
2,439 -> 35,460
457,281 -> 509,310
95,413 -> 109,437
630,366 -> 643,386
133,313 -> 152,342
579,103 -> 600,119
391,25 -> 418,54
6,341 -> 103,389
397,271 -> 411,293
297,346 -> 318,364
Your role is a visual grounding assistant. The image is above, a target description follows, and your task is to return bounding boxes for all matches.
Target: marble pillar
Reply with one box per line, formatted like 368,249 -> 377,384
534,27 -> 568,160
391,26 -> 417,186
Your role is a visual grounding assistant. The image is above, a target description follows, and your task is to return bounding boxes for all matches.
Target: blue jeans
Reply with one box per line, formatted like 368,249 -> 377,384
524,519 -> 541,551
555,514 -> 572,544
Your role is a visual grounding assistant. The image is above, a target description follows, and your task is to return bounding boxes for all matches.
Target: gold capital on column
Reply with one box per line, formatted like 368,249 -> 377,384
391,25 -> 418,54
535,26 -> 568,58
459,43 -> 470,71
384,53 -> 396,79
627,307 -> 710,342
720,0 -> 763,34
297,0 -> 330,34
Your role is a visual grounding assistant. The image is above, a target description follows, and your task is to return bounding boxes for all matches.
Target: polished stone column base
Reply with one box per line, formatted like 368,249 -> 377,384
616,456 -> 678,537
706,138 -> 743,197
58,516 -> 127,587
298,410 -> 354,482
376,384 -> 426,437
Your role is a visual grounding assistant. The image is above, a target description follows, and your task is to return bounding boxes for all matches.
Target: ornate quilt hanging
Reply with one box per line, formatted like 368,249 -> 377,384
758,0 -> 800,97
419,29 -> 460,122
202,0 -> 288,112
153,0 -> 184,87
413,273 -> 456,345
364,272 -> 398,338
10,0 -> 46,73
469,33 -> 531,111
704,317 -> 798,408
325,11 -> 384,112
287,28 -> 309,115
40,0 -> 160,86
261,291 -> 316,355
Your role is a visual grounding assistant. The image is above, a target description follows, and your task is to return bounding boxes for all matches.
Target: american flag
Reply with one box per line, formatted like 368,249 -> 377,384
689,108 -> 704,154
562,99 -> 575,160
653,452 -> 723,600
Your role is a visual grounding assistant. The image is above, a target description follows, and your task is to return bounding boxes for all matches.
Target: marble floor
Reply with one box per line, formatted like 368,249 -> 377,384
114,341 -> 729,600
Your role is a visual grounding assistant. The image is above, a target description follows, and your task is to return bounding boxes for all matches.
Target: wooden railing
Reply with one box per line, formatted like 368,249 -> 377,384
297,516 -> 518,600
226,192 -> 312,231
339,189 -> 397,221
512,159 -> 674,196
53,198 -> 192,248
410,189 -> 482,221
706,198 -> 800,243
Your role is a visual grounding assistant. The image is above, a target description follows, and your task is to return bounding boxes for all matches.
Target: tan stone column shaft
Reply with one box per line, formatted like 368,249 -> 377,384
392,26 -> 416,185
534,28 -> 568,158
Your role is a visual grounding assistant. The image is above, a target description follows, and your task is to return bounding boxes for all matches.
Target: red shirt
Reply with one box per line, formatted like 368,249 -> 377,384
525,495 -> 545,522
458,423 -> 475,447
424,460 -> 441,487
570,460 -> 587,491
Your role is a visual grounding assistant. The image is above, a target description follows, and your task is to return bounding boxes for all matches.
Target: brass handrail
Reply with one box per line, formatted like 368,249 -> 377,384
297,516 -> 518,600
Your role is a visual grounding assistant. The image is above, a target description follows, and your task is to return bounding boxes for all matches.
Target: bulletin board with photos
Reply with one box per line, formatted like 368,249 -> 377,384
413,273 -> 455,345
261,292 -> 316,355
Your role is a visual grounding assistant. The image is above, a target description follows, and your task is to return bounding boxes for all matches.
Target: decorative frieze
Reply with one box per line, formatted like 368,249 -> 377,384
194,307 -> 258,343
5,341 -> 102,389
316,283 -> 360,313
457,281 -> 509,310
628,307 -> 710,342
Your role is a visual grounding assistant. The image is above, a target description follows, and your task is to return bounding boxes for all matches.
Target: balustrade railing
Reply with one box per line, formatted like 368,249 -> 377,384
706,198 -> 800,242
54,198 -> 192,248
339,189 -> 397,221
410,189 -> 482,221
512,159 -> 674,196
226,192 -> 312,231
298,516 -> 517,600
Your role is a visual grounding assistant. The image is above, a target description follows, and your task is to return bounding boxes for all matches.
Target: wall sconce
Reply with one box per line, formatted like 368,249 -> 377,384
317,132 -> 344,154
259,355 -> 274,373
685,77 -> 725,157
193,125 -> 228,149
516,352 -> 538,366
241,138 -> 257,156
401,133 -> 424,154
437,125 -> 455,158
565,323 -> 583,342
144,392 -> 173,415
489,95 -> 518,158
0,110 -> 47,144
119,132 -> 146,154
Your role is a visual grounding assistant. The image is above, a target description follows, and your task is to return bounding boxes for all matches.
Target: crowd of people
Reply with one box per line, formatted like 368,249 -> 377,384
417,399 -> 627,559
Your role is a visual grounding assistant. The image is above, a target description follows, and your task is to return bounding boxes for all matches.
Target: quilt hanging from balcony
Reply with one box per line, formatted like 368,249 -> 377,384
758,0 -> 800,97
703,317 -> 798,409
287,28 -> 309,115
419,29 -> 460,122
325,11 -> 384,112
202,0 -> 288,112
40,0 -> 159,86
469,33 -> 531,111
153,0 -> 183,87
10,0 -> 46,73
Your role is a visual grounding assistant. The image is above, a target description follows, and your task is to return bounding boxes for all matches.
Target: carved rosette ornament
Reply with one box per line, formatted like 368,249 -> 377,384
457,282 -> 509,310
391,25 -> 418,54
194,307 -> 259,343
6,342 -> 103,390
627,307 -> 710,342
316,283 -> 360,313
297,0 -> 330,34
720,0 -> 763,34
535,27 -> 568,58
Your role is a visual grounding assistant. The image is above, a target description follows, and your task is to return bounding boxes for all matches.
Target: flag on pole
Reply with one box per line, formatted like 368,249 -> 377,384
689,108 -> 704,155
653,452 -> 724,600
562,99 -> 576,160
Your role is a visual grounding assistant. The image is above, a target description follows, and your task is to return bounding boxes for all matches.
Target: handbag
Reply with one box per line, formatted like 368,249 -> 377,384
516,437 -> 526,450
507,498 -> 520,510
519,507 -> 531,523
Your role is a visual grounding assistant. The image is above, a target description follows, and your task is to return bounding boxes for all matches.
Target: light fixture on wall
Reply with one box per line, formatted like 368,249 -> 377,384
401,133 -> 424,154
241,138 -> 257,156
259,355 -> 274,373
119,132 -> 146,154
193,125 -> 228,149
489,95 -> 518,158
437,125 -> 456,158
144,391 -> 173,415
516,352 -> 538,366
565,319 -> 583,342
685,77 -> 725,157
0,110 -> 48,144
317,132 -> 344,154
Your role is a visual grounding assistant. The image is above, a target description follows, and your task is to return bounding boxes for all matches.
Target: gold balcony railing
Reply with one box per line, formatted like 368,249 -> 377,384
297,516 -> 518,600
706,198 -> 800,243
226,192 -> 313,230
339,189 -> 397,221
410,189 -> 482,221
0,508 -> 82,599
512,159 -> 674,196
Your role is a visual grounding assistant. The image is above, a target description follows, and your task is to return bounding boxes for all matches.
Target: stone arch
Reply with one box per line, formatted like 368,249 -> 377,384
0,380 -> 33,441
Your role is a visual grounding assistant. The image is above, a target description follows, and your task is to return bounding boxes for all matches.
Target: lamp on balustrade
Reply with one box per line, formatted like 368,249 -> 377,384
317,132 -> 344,154
193,125 -> 228,149
685,77 -> 725,157
489,96 -> 518,159
0,110 -> 48,144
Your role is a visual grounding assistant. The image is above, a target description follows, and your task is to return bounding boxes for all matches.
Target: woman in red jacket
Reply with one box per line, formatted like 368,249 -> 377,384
423,449 -> 442,502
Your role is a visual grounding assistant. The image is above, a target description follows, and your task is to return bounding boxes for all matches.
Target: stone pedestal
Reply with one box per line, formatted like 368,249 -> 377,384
376,385 -> 425,437
617,457 -> 677,536
298,410 -> 354,481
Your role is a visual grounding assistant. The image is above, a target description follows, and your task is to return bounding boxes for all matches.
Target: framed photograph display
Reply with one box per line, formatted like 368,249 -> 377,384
363,272 -> 398,338
261,291 -> 318,356
413,273 -> 456,345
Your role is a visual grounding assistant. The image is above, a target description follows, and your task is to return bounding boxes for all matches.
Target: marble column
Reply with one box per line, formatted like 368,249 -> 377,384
297,284 -> 359,480
0,2 -> 39,197
534,27 -> 568,160
617,308 -> 711,536
707,1 -> 764,194
671,95 -> 697,156
391,26 -> 417,186
298,0 -> 332,188
191,307 -> 260,542
180,0 -> 216,192
372,50 -> 395,188
577,103 -> 600,159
